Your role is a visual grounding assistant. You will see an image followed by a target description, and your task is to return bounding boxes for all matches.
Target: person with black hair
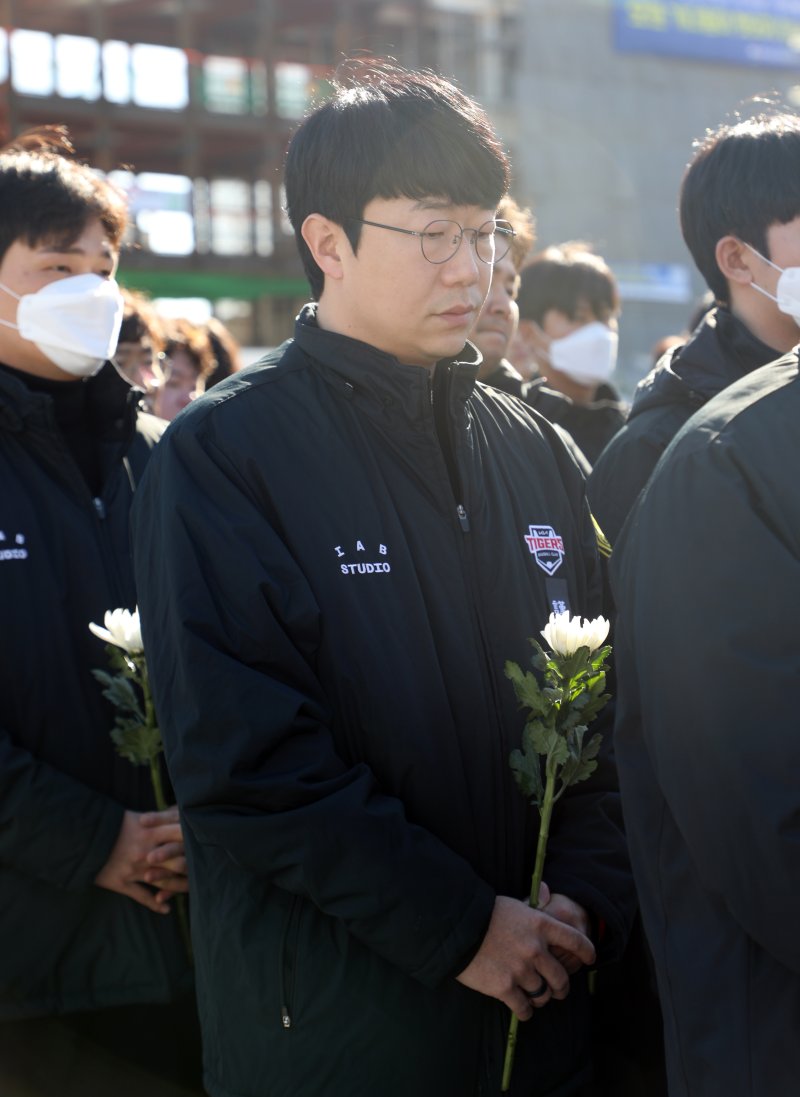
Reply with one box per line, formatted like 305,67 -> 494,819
588,111 -> 800,544
509,244 -> 626,464
131,62 -> 633,1097
114,287 -> 166,397
0,128 -> 201,1095
474,196 -> 591,473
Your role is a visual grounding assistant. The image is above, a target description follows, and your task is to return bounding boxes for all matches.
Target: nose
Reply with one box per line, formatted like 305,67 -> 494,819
486,281 -> 511,316
442,231 -> 482,285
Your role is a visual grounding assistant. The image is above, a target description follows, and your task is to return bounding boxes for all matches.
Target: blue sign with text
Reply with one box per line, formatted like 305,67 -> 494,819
614,0 -> 800,68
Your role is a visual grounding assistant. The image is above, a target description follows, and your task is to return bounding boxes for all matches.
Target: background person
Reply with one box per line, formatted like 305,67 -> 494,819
513,243 -> 626,463
588,112 -> 800,544
0,128 -> 201,1096
152,317 -> 215,421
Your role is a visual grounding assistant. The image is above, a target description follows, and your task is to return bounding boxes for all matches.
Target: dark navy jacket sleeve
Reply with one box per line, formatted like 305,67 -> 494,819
0,728 -> 124,890
613,420 -> 800,972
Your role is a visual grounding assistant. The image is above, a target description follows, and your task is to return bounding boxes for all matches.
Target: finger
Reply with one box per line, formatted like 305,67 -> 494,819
505,988 -> 535,1022
124,882 -> 172,915
142,823 -> 184,846
140,806 -> 180,827
144,870 -> 189,893
536,880 -> 551,907
544,918 -> 596,967
146,842 -> 185,865
146,854 -> 188,876
532,950 -> 574,999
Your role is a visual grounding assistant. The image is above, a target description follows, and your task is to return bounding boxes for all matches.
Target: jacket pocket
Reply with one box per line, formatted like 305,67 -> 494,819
278,893 -> 304,1030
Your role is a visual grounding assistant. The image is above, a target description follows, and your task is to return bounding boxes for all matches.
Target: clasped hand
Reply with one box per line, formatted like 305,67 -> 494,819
456,884 -> 594,1021
95,806 -> 188,914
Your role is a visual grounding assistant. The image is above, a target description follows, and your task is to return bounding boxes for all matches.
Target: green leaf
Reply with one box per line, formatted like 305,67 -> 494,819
528,720 -> 559,757
510,746 -> 544,804
91,670 -> 145,721
110,721 -> 163,766
505,661 -> 546,715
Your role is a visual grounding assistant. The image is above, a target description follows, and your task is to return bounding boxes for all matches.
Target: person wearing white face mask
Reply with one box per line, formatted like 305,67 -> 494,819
511,243 -> 626,464
588,111 -> 800,548
0,127 -> 202,1096
607,108 -> 800,1097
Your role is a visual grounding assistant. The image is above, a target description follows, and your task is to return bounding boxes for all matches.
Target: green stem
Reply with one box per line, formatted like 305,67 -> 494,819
501,764 -> 557,1093
142,666 -> 193,965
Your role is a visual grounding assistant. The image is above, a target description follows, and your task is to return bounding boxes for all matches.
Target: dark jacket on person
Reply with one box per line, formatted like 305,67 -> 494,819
588,307 -> 780,545
0,361 -> 192,1018
611,352 -> 800,1097
132,306 -> 634,1097
480,361 -> 591,474
485,362 -> 624,465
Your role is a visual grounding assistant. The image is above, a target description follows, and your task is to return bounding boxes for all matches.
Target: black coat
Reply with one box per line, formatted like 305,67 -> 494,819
588,308 -> 779,545
132,309 -> 635,1097
611,354 -> 800,1097
484,363 -> 624,466
0,362 -> 192,1017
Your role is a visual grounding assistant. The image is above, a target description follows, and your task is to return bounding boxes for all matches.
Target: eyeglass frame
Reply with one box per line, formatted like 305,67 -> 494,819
347,216 -> 516,266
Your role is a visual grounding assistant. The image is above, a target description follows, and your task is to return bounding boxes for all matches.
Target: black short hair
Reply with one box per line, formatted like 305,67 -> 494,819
516,243 -> 619,325
284,60 -> 509,299
680,112 -> 800,302
0,128 -> 127,266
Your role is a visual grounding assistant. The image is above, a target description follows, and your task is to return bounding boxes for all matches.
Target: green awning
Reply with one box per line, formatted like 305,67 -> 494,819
118,268 -> 308,300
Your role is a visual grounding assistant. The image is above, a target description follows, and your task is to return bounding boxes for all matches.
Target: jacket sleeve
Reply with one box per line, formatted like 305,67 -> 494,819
131,415 -> 495,989
613,430 -> 800,973
0,728 -> 123,889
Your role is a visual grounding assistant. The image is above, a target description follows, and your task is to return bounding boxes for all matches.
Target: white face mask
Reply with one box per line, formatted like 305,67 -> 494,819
548,321 -> 618,387
744,242 -> 800,324
0,273 -> 124,378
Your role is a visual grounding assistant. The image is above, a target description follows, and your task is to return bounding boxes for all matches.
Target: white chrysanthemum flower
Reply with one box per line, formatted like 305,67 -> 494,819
89,607 -> 143,655
541,611 -> 609,658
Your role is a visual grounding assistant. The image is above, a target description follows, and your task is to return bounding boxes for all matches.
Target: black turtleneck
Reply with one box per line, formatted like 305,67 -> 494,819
0,363 -> 102,494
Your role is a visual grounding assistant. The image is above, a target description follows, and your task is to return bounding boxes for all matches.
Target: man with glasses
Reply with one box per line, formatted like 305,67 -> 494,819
132,62 -> 633,1097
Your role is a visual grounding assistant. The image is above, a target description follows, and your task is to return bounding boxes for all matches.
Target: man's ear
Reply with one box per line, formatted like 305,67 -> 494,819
716,235 -> 757,287
301,214 -> 348,282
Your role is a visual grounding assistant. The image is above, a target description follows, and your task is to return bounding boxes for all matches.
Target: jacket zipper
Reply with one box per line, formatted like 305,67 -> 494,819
431,365 -> 470,532
278,894 -> 303,1030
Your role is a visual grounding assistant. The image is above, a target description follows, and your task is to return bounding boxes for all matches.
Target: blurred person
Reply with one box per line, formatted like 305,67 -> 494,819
589,112 -> 800,544
152,317 -> 215,421
611,337 -> 800,1096
513,243 -> 626,463
113,287 -> 166,394
0,128 -> 201,1095
204,315 -> 243,388
131,62 -> 634,1097
474,200 -> 592,469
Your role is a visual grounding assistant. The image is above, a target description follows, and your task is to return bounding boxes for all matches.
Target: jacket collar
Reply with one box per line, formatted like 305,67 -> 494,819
0,360 -> 140,435
293,303 -> 481,422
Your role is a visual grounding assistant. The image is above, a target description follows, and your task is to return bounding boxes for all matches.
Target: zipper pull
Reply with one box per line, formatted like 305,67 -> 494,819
281,1005 -> 292,1029
93,497 -> 106,520
456,504 -> 470,533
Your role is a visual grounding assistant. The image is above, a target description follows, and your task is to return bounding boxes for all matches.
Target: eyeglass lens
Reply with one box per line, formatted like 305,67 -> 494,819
420,219 -> 514,265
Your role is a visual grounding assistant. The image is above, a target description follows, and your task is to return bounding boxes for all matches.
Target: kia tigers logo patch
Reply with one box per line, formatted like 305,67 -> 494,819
524,524 -> 564,576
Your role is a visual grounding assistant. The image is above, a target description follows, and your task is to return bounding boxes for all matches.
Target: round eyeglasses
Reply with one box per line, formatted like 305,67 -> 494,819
350,217 -> 516,266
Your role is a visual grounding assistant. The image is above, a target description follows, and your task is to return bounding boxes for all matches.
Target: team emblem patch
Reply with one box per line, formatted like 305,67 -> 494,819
524,524 -> 564,576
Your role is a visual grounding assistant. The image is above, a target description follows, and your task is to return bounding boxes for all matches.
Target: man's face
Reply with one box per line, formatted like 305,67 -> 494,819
332,196 -> 494,369
0,218 -> 118,378
472,251 -> 519,378
153,347 -> 204,422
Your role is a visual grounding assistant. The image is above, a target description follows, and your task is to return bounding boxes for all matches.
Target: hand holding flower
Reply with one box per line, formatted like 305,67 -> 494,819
95,807 -> 185,915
